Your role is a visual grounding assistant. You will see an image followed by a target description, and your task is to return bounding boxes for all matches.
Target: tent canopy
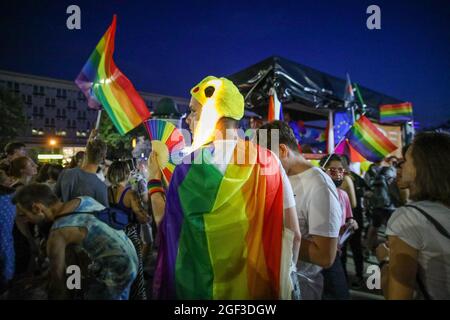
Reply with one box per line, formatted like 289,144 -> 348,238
228,56 -> 403,121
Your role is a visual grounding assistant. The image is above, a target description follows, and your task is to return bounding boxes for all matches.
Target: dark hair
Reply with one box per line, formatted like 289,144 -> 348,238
47,164 -> 63,181
107,161 -> 130,186
69,151 -> 86,168
12,183 -> 59,211
409,132 -> 450,206
86,139 -> 107,165
4,142 -> 26,156
35,163 -> 51,183
256,120 -> 299,153
319,154 -> 343,168
9,156 -> 31,178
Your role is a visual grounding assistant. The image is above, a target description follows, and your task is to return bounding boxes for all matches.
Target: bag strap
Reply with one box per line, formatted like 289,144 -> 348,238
404,204 -> 450,239
53,211 -> 95,221
403,204 -> 450,300
118,186 -> 131,205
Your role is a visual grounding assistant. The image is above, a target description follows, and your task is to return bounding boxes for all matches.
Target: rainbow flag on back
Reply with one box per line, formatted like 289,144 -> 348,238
153,140 -> 286,299
379,102 -> 413,123
75,15 -> 150,135
346,115 -> 397,162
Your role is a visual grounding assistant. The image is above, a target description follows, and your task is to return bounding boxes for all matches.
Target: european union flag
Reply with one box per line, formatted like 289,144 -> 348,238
334,111 -> 352,145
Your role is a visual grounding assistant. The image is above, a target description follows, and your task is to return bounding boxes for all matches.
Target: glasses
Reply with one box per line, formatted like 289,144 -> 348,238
326,167 -> 345,174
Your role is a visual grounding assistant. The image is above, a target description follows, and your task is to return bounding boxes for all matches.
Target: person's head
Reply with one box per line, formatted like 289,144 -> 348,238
4,142 -> 26,160
70,151 -> 86,168
257,120 -> 300,171
85,139 -> 107,166
320,154 -> 345,187
396,144 -> 411,189
12,183 -> 59,224
107,160 -> 131,186
187,76 -> 244,148
9,156 -> 38,179
0,169 -> 14,187
47,164 -> 63,182
401,132 -> 450,206
35,163 -> 51,183
384,156 -> 399,168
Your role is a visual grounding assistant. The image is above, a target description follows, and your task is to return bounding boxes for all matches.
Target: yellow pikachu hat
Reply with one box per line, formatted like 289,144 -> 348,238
189,76 -> 244,149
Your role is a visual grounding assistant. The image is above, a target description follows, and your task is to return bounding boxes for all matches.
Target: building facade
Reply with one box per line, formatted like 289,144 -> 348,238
0,70 -> 189,162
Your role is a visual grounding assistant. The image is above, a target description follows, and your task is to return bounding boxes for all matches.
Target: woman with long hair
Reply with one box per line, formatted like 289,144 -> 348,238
107,160 -> 150,300
377,132 -> 450,299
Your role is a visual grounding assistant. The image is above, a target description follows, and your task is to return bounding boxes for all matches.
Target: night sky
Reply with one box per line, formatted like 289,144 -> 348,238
1,0 -> 449,128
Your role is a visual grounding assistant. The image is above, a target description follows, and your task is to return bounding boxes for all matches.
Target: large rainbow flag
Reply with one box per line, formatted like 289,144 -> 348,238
153,140 -> 287,299
346,115 -> 397,162
379,102 -> 413,123
75,15 -> 150,135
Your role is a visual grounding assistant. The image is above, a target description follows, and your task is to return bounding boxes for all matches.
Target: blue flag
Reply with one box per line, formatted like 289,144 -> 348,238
334,111 -> 352,145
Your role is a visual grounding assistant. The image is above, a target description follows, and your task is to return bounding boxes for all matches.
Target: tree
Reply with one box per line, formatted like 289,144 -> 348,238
98,111 -> 147,159
0,89 -> 27,151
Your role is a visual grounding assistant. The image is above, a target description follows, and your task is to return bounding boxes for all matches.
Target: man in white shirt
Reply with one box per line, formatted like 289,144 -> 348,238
257,121 -> 343,299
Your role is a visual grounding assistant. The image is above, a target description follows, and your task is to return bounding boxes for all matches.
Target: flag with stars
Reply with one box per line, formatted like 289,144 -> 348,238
334,110 -> 353,146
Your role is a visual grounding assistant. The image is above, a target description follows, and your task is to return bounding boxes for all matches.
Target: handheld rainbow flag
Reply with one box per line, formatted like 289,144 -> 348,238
379,102 -> 413,123
346,115 -> 397,162
153,140 -> 288,299
144,119 -> 185,185
75,15 -> 150,135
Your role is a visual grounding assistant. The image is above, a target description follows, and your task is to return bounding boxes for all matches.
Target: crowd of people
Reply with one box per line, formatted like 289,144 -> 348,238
0,76 -> 449,300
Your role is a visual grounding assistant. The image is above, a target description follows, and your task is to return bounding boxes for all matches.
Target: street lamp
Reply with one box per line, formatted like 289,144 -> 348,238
49,139 -> 57,146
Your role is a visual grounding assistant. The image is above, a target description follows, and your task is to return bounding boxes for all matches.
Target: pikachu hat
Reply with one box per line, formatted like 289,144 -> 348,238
189,76 -> 244,149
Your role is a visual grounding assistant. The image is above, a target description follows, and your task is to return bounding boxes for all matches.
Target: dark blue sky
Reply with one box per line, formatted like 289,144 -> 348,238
1,0 -> 449,128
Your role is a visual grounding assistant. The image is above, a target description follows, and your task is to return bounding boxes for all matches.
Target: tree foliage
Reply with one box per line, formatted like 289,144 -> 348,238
0,89 -> 27,150
98,111 -> 147,160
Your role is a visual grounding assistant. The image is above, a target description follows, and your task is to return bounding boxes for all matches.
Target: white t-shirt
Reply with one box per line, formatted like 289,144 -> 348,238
288,167 -> 342,299
386,200 -> 450,299
211,140 -> 295,210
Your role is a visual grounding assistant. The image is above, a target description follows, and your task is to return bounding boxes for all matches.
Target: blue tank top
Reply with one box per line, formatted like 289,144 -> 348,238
51,197 -> 138,273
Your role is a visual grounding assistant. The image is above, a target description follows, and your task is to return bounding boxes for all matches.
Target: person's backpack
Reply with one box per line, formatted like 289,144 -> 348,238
54,207 -> 134,230
370,175 -> 392,209
404,204 -> 450,300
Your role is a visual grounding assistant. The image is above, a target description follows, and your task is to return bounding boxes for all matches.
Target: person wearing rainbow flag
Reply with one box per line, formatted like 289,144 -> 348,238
148,76 -> 301,300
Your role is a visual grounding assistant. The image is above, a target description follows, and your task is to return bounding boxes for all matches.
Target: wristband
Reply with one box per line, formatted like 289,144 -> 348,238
148,179 -> 165,196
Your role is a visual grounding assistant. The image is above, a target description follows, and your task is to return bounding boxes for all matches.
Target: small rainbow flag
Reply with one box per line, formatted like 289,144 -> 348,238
153,140 -> 287,299
346,115 -> 397,162
379,102 -> 413,123
75,15 -> 150,135
268,88 -> 283,121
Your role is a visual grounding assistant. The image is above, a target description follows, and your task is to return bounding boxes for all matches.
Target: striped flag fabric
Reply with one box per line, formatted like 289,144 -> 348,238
75,15 -> 150,135
153,140 -> 289,299
379,102 -> 413,123
268,88 -> 283,121
346,115 -> 397,162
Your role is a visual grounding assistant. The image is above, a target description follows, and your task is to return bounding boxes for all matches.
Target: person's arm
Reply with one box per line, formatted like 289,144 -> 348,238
343,175 -> 357,209
378,236 -> 418,300
284,206 -> 301,265
129,190 -> 151,224
46,230 -> 69,300
299,236 -> 338,268
148,151 -> 166,227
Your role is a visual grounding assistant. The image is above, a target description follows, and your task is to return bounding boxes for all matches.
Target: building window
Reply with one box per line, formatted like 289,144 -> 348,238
72,120 -> 76,128
67,119 -> 71,128
33,106 -> 38,115
51,98 -> 55,107
45,118 -> 49,126
14,83 -> 19,92
40,86 -> 44,95
57,88 -> 61,97
45,98 -> 50,106
68,100 -> 71,108
39,107 -> 44,114
86,121 -> 90,129
51,119 -> 55,126
73,101 -> 77,108
62,89 -> 67,99
62,109 -> 66,117
57,109 -> 61,117
33,85 -> 38,95
7,81 -> 12,90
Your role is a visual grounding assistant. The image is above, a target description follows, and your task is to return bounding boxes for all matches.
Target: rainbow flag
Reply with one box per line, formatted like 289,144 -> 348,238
75,15 -> 150,135
153,140 -> 286,299
379,102 -> 413,123
346,115 -> 397,162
